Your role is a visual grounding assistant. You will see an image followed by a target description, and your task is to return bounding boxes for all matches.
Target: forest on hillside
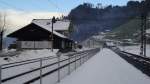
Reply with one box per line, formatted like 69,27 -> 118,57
67,0 -> 150,42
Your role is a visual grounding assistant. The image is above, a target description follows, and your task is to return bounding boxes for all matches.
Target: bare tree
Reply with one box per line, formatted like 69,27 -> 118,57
0,12 -> 6,51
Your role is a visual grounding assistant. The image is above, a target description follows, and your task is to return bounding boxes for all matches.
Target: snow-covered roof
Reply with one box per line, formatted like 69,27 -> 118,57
7,19 -> 71,39
32,19 -> 70,31
146,29 -> 150,34
106,42 -> 115,47
32,23 -> 68,39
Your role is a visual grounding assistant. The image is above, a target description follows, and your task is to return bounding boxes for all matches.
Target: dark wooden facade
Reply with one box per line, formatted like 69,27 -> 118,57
7,23 -> 73,49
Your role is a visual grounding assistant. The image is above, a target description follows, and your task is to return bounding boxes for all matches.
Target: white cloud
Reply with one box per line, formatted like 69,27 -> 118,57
0,9 -> 67,36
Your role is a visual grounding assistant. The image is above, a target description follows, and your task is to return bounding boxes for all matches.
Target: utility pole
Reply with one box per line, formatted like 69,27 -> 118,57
143,14 -> 147,57
140,17 -> 144,56
0,13 -> 6,51
51,16 -> 56,52
140,0 -> 147,57
0,31 -> 3,51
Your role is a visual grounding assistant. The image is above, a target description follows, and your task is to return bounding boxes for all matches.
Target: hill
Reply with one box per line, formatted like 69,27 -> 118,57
105,17 -> 150,42
111,19 -> 141,39
68,1 -> 142,41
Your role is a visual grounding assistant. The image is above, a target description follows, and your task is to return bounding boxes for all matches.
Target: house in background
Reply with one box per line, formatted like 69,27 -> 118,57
7,19 -> 74,50
32,19 -> 70,36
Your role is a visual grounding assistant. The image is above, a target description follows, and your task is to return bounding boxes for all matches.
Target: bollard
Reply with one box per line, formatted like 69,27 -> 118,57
85,54 -> 87,62
83,54 -> 85,63
58,56 -> 60,82
87,53 -> 90,60
40,58 -> 43,84
80,55 -> 81,66
56,51 -> 61,82
75,55 -> 77,70
0,65 -> 1,84
68,56 -> 71,75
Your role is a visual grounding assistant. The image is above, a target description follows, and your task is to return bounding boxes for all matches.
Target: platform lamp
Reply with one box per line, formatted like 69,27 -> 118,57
140,0 -> 148,57
51,16 -> 56,52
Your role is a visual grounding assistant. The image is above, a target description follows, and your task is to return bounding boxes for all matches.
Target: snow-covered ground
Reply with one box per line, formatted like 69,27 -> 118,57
75,47 -> 96,52
119,45 -> 150,57
57,48 -> 150,84
0,49 -> 59,65
0,48 -> 92,84
0,49 -> 69,84
1,48 -> 150,84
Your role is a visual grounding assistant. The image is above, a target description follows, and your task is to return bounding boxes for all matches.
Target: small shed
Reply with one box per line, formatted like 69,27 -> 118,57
7,20 -> 73,50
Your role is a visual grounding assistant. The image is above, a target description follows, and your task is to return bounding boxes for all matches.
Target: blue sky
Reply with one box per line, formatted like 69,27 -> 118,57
0,0 -> 140,13
0,0 -> 140,35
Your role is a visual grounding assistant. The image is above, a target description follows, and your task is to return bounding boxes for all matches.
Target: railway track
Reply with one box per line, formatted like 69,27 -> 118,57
115,50 -> 150,77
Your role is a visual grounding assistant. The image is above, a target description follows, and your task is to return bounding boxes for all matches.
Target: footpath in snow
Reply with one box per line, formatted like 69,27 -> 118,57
57,48 -> 150,84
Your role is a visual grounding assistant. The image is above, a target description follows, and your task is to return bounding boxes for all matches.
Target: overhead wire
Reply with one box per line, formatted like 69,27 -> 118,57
0,0 -> 49,19
30,0 -> 51,12
0,0 -> 27,11
0,0 -> 33,18
47,0 -> 64,17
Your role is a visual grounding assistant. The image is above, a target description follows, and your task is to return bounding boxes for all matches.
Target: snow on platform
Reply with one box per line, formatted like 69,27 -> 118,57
57,48 -> 150,84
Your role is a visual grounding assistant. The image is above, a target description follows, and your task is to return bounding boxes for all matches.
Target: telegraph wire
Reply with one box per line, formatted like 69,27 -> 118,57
0,0 -> 26,12
47,0 -> 64,16
47,0 -> 61,11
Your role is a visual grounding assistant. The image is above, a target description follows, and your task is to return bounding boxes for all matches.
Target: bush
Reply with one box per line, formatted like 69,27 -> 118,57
78,45 -> 83,49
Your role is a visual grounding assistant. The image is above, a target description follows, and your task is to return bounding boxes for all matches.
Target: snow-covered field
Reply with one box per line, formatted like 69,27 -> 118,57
119,45 -> 150,57
57,48 -> 150,84
0,49 -> 59,65
0,48 -> 93,84
0,49 -> 71,84
1,48 -> 150,84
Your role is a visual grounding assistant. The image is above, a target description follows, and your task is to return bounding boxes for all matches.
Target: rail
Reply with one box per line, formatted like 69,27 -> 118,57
0,48 -> 100,84
121,51 -> 150,62
115,50 -> 150,77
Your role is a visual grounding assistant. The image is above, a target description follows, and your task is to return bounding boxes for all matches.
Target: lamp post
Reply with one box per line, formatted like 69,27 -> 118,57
140,0 -> 147,57
51,16 -> 56,52
0,31 -> 3,51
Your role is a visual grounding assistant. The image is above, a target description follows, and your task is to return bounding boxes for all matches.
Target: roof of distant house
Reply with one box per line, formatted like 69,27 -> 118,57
7,19 -> 71,39
32,19 -> 70,31
7,23 -> 70,40
31,22 -> 68,39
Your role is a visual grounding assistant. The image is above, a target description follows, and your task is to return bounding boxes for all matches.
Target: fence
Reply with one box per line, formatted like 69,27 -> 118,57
0,48 -> 100,84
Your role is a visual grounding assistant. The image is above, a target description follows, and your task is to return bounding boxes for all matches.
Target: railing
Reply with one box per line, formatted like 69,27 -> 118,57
0,48 -> 100,84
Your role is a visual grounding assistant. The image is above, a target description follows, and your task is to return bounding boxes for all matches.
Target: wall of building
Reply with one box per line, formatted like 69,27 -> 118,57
17,41 -> 52,49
